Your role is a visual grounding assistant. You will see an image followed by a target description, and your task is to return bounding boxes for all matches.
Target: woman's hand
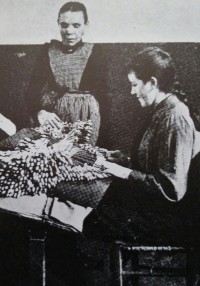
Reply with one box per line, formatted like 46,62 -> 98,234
106,150 -> 129,167
37,110 -> 62,129
104,161 -> 132,179
96,157 -> 132,179
0,113 -> 16,136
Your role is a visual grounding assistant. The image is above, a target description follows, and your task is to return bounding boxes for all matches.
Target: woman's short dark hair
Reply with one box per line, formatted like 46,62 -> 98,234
128,47 -> 176,93
58,2 -> 88,24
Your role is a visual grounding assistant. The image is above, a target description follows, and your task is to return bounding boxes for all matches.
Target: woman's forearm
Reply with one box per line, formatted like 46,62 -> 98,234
0,114 -> 16,136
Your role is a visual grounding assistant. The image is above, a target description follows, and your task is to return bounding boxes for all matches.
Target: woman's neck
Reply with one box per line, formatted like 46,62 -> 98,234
62,40 -> 83,53
154,91 -> 172,107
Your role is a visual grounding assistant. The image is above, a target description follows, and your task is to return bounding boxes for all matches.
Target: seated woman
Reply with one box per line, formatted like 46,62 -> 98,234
0,113 -> 16,141
26,2 -> 106,146
83,47 -> 200,244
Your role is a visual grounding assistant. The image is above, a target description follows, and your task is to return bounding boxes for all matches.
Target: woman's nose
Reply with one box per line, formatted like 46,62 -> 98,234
131,86 -> 136,96
66,25 -> 74,34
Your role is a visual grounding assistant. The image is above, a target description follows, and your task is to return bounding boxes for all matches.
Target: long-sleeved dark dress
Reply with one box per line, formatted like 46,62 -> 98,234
26,40 -> 106,145
83,95 -> 200,244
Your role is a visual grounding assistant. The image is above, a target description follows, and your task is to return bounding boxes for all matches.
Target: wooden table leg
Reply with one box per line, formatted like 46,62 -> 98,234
29,229 -> 46,286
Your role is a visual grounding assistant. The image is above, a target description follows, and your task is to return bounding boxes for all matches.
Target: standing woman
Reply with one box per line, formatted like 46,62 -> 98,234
26,2 -> 104,145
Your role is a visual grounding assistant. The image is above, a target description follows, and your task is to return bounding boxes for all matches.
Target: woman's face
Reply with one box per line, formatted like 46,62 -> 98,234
58,11 -> 86,46
128,71 -> 156,107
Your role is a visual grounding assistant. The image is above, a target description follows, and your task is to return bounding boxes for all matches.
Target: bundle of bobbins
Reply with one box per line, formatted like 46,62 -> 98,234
0,120 -> 110,198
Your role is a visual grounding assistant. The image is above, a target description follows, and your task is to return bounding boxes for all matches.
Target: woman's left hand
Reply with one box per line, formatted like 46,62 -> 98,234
96,157 -> 132,179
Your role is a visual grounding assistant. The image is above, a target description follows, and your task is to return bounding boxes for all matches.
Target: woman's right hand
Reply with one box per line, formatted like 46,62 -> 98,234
106,150 -> 129,167
37,110 -> 62,129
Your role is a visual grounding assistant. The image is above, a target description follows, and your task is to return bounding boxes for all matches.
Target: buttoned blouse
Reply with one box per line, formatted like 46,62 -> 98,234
129,95 -> 197,202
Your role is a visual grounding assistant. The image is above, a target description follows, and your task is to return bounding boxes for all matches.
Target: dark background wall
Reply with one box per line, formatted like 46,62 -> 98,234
1,43 -> 200,153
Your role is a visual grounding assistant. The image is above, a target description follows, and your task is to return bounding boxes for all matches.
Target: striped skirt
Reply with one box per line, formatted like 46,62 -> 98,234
44,92 -> 100,146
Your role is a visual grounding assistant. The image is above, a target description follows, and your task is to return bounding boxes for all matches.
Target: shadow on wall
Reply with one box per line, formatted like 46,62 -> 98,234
1,43 -> 200,153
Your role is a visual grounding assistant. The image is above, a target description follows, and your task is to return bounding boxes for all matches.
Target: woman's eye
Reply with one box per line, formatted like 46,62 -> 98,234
60,23 -> 68,29
73,24 -> 81,28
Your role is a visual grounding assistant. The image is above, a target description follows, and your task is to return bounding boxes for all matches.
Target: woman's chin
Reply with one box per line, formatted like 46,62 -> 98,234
63,39 -> 79,47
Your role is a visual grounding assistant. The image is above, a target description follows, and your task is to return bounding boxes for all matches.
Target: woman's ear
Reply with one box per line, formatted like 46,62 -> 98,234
150,77 -> 158,88
83,22 -> 89,37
